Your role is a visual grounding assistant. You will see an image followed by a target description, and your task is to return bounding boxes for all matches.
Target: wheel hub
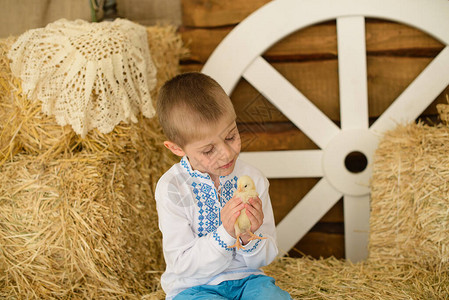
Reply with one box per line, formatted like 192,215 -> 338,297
322,129 -> 379,196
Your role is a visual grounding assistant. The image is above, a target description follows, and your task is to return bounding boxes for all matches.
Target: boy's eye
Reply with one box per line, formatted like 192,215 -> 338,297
203,147 -> 214,156
226,134 -> 236,141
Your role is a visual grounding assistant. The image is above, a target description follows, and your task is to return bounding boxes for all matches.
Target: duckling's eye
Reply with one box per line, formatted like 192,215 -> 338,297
244,184 -> 248,188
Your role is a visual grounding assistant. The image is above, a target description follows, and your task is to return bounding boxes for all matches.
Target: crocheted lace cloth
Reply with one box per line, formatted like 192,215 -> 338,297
8,18 -> 157,137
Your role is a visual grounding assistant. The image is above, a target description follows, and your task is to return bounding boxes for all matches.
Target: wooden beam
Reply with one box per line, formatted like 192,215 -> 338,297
289,231 -> 345,259
238,122 -> 318,152
181,0 -> 271,27
181,21 -> 444,63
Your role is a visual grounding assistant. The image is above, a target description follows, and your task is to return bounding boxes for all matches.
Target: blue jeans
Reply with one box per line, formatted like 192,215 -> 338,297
173,274 -> 291,300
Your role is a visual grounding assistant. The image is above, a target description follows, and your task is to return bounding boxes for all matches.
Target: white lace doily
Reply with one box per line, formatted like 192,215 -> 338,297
8,18 -> 157,137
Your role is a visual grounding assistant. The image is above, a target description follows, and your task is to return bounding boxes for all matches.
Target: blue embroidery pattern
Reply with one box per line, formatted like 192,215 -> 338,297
242,233 -> 263,253
181,157 -> 239,239
213,231 -> 233,252
180,157 -> 210,180
193,182 -> 219,237
220,176 -> 238,203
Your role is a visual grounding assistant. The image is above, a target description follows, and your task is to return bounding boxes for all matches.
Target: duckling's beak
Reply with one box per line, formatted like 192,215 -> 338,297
237,186 -> 242,193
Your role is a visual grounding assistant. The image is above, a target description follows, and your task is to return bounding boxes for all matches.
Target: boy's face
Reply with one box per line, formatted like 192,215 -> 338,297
166,115 -> 241,181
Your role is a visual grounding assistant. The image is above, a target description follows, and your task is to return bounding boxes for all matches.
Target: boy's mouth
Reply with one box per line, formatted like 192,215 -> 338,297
219,159 -> 234,169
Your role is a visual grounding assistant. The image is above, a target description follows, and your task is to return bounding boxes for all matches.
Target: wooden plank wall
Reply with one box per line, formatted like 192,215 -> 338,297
179,0 -> 448,259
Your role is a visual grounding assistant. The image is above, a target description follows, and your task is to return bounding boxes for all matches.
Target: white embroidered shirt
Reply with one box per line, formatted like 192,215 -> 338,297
155,156 -> 278,299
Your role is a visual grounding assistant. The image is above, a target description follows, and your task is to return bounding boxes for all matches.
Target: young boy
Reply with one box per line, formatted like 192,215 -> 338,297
155,72 -> 291,300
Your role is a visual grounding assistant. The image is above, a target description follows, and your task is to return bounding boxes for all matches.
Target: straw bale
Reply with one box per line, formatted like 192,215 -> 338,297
0,37 -> 23,162
118,137 -> 176,296
369,122 -> 449,267
109,26 -> 186,294
0,151 -> 177,299
71,25 -> 188,158
146,25 -> 189,102
0,37 -> 76,163
0,153 -> 129,298
0,24 -> 185,298
0,25 -> 188,164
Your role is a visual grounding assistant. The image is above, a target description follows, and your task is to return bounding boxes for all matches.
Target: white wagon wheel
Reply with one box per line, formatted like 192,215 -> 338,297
202,0 -> 449,262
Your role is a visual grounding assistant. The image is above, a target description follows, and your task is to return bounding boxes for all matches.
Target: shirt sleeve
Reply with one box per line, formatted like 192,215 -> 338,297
238,175 -> 279,268
155,173 -> 237,279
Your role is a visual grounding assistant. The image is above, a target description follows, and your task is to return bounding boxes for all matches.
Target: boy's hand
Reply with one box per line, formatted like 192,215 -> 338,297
241,196 -> 264,245
220,196 -> 244,238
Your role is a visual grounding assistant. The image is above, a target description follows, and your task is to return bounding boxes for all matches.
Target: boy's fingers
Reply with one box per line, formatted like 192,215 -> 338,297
247,202 -> 264,223
224,204 -> 243,223
235,202 -> 244,211
244,207 -> 256,223
231,209 -> 241,222
247,200 -> 262,216
226,197 -> 242,209
249,197 -> 262,210
233,197 -> 242,204
229,203 -> 242,214
245,205 -> 261,225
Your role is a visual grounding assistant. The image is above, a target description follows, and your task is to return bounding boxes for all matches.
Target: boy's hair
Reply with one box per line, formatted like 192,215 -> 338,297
157,72 -> 236,147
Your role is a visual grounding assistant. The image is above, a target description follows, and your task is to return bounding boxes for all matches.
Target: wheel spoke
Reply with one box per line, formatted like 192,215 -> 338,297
276,177 -> 343,254
371,46 -> 449,134
243,56 -> 341,149
239,150 -> 323,178
337,16 -> 369,130
344,194 -> 370,262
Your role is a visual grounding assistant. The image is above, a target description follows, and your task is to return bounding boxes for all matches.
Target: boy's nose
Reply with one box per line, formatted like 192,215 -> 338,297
219,144 -> 235,161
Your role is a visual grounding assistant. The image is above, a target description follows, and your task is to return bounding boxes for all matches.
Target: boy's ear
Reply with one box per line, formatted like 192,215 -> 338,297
164,141 -> 185,157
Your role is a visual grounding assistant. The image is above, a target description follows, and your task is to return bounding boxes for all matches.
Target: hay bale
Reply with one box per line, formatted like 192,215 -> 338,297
0,151 -> 175,299
0,37 -> 77,163
0,25 -> 188,163
0,153 -> 129,298
0,24 -> 185,298
0,37 -> 24,162
369,122 -> 449,267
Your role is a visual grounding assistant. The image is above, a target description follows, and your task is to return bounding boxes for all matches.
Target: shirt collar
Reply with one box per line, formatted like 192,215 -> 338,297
180,156 -> 238,185
180,156 -> 211,180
